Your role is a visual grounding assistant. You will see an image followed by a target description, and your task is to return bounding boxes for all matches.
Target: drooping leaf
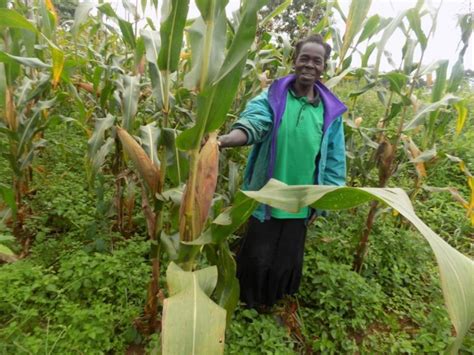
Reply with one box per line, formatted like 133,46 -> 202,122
117,127 -> 162,195
260,0 -> 291,27
325,67 -> 353,89
0,52 -> 49,69
406,8 -> 427,50
162,262 -> 226,354
356,14 -> 380,44
90,137 -> 115,178
186,191 -> 258,246
88,114 -> 115,158
454,100 -> 468,135
243,179 -> 474,352
403,94 -> 460,131
0,9 -> 38,33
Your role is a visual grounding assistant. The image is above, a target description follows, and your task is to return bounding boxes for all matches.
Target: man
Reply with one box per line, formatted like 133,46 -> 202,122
218,34 -> 347,309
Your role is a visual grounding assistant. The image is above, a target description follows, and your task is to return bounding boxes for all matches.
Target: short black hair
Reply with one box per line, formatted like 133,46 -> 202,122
293,34 -> 331,64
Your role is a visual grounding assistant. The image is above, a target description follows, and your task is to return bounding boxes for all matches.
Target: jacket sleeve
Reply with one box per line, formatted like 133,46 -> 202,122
323,117 -> 346,186
230,90 -> 273,145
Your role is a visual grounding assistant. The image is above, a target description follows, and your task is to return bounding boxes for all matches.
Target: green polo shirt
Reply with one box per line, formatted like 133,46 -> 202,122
271,89 -> 324,219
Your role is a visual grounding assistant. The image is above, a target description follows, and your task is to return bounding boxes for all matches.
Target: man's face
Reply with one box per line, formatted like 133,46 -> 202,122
294,42 -> 326,87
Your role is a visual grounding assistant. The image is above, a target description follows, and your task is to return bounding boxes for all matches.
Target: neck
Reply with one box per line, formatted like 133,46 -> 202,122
293,81 -> 315,100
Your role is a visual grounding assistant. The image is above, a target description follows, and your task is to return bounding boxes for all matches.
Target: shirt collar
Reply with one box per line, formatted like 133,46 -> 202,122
288,87 -> 320,106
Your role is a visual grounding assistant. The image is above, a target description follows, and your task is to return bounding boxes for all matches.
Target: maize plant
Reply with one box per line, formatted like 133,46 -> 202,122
0,0 -> 65,253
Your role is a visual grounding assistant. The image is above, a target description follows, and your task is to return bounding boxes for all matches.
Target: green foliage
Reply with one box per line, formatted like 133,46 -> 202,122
225,308 -> 295,354
0,238 -> 149,353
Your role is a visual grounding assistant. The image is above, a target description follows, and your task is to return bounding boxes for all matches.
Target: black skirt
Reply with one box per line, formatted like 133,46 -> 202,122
236,216 -> 307,308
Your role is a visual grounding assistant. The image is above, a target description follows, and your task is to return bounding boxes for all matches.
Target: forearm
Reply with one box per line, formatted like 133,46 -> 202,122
218,129 -> 248,148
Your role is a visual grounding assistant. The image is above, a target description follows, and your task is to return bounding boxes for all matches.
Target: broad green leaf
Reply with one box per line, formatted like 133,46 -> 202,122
139,123 -> 160,167
374,11 -> 408,75
243,179 -> 474,352
162,262 -> 226,354
118,19 -> 136,48
120,75 -> 140,132
403,94 -> 460,131
339,0 -> 372,63
160,128 -> 189,186
158,0 -> 190,73
0,52 -> 49,69
142,30 -> 161,63
195,0 -> 228,21
0,9 -> 38,33
72,1 -> 95,35
454,100 -> 468,135
187,191 -> 258,246
356,14 -> 380,44
183,14 -> 226,90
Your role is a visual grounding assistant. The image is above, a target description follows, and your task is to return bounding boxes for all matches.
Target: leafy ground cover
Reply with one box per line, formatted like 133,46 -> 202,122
0,86 -> 472,353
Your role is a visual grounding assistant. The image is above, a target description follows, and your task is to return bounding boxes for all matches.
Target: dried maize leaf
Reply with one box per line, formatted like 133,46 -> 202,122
116,127 -> 161,194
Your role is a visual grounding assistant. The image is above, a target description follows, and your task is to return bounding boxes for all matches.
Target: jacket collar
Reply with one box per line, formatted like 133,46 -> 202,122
268,74 -> 347,132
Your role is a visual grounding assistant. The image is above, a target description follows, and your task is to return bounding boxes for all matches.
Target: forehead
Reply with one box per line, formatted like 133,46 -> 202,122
297,42 -> 326,59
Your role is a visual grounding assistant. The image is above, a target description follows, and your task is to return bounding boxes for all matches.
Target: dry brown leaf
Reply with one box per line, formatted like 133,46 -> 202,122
116,127 -> 162,195
179,133 -> 219,241
401,135 -> 426,178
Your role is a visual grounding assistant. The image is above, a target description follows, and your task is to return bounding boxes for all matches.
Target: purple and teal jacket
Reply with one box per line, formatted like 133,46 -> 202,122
232,74 -> 347,221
